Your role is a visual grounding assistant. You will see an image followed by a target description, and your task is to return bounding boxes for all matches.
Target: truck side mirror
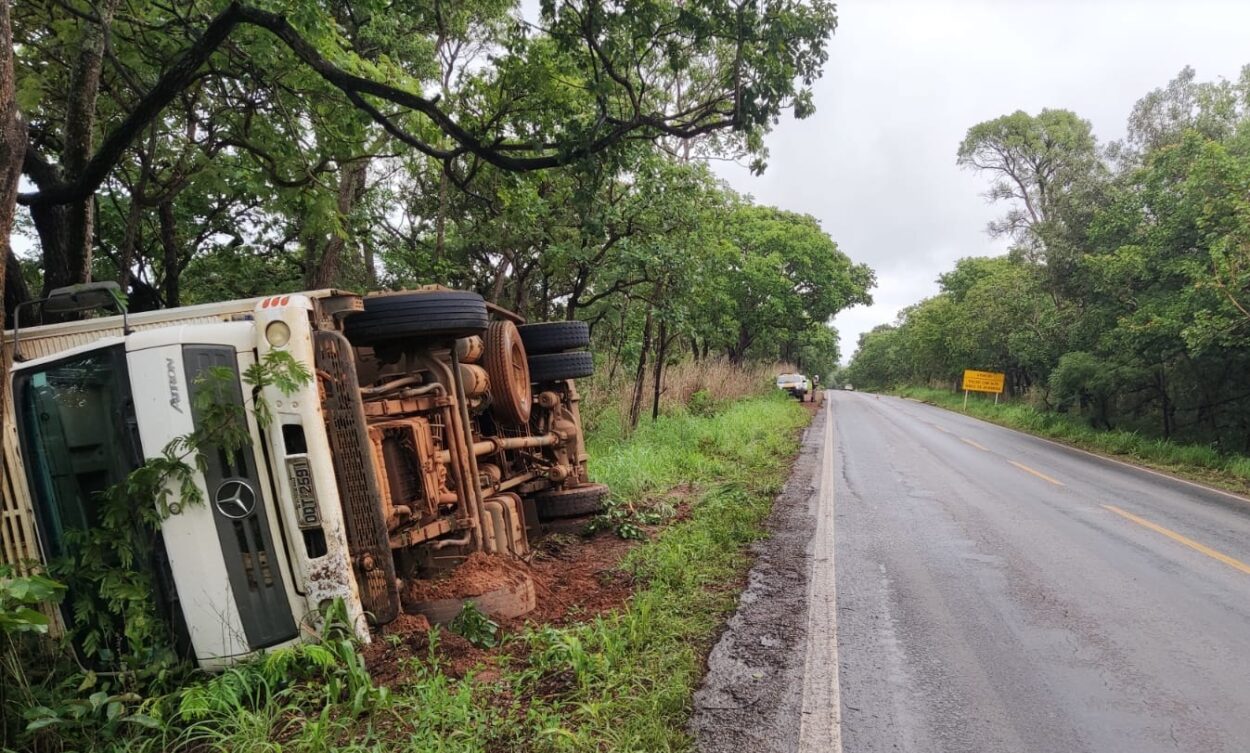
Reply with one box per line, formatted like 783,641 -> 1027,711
11,281 -> 130,362
43,281 -> 127,315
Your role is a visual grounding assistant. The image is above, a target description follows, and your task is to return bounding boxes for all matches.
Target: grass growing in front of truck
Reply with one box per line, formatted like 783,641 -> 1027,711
6,391 -> 807,752
65,391 -> 805,753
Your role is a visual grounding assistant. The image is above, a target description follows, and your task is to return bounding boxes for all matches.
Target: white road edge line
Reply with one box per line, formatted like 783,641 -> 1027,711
890,395 -> 1250,506
798,390 -> 843,753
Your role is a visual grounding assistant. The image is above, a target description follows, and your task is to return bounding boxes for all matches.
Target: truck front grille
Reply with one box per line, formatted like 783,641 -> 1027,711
184,346 -> 297,649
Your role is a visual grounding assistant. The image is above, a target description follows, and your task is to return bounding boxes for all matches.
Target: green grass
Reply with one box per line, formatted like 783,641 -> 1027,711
896,385 -> 1250,493
40,393 -> 808,753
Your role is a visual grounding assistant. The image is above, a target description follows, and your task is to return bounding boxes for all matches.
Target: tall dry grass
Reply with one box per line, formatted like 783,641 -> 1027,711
580,357 -> 796,437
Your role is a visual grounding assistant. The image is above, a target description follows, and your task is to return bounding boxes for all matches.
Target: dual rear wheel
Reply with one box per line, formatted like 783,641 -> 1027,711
345,293 -> 604,518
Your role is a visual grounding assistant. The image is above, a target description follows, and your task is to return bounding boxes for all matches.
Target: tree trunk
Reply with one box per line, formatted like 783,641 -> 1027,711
566,268 -> 589,321
1,0 -> 26,418
539,271 -> 550,320
435,168 -> 448,263
44,0 -> 121,295
512,263 -> 531,315
116,194 -> 144,292
488,255 -> 510,303
628,303 -> 654,429
607,299 -> 630,384
308,159 -> 368,289
4,248 -> 28,321
650,318 -> 668,421
22,151 -> 71,294
362,234 -> 377,289
117,129 -> 158,292
728,324 -> 752,364
158,201 -> 181,307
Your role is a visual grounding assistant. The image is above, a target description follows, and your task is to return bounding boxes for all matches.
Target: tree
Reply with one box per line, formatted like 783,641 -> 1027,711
956,109 -> 1100,255
0,0 -> 22,341
856,66 -> 1250,449
711,205 -> 873,363
1126,65 -> 1250,155
6,0 -> 841,325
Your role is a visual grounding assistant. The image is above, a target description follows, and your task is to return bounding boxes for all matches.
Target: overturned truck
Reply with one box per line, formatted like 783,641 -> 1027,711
0,286 -> 606,668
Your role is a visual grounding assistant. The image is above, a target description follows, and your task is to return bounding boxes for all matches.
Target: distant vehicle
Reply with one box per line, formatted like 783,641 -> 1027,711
844,383 -> 854,391
776,373 -> 810,401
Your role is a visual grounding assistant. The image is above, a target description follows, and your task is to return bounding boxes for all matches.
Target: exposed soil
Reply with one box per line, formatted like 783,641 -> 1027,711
521,531 -> 636,625
402,551 -> 526,602
364,620 -> 494,684
362,527 -> 641,687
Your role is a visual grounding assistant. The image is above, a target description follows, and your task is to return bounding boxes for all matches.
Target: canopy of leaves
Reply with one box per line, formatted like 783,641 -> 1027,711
7,0 -> 860,381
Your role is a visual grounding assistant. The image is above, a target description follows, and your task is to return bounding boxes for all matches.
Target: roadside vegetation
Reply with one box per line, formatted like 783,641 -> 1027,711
846,66 -> 1250,458
3,371 -> 809,753
898,385 -> 1250,495
0,1 -> 869,423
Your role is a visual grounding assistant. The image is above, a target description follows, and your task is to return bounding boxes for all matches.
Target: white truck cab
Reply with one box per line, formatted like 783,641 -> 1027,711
7,292 -> 365,667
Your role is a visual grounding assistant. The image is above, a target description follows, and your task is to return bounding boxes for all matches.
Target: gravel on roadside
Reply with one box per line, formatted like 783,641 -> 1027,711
691,402 -> 826,753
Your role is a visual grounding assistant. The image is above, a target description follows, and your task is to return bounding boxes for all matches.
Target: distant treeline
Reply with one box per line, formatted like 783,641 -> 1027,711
845,66 -> 1250,449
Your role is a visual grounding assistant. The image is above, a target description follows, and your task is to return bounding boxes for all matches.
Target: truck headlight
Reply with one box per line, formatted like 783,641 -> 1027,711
266,321 -> 292,348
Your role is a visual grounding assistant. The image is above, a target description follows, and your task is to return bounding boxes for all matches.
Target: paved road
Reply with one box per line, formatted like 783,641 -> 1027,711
833,391 -> 1250,753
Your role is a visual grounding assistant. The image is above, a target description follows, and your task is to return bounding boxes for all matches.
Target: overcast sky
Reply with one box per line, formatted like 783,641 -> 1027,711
712,0 -> 1250,363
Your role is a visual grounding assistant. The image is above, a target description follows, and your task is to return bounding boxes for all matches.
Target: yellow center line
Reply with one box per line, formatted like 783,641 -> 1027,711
1009,460 -> 1064,486
960,437 -> 989,451
1103,504 -> 1250,576
932,424 -> 951,434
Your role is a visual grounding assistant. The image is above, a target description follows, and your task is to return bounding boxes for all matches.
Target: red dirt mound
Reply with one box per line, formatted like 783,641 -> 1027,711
403,551 -> 527,602
363,529 -> 641,687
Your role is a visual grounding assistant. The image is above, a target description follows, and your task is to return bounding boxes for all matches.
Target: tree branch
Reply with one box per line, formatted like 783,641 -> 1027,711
20,1 -> 746,208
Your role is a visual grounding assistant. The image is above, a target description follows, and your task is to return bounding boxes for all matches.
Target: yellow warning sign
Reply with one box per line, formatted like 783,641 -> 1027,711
962,369 -> 1005,394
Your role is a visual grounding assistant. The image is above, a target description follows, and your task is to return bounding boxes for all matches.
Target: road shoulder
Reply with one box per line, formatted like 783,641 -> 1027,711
894,392 -> 1250,510
692,396 -> 830,753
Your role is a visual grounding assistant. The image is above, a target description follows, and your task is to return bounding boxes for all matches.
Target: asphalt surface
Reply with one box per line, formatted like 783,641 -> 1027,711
834,391 -> 1250,753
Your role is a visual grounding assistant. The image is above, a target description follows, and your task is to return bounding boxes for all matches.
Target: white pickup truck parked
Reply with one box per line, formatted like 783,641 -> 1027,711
0,284 -> 605,668
775,373 -> 811,402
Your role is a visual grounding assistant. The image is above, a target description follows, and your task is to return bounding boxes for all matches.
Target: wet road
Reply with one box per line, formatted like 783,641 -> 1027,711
833,391 -> 1250,753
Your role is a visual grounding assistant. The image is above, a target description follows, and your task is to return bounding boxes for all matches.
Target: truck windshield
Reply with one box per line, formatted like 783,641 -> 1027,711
14,346 -> 141,558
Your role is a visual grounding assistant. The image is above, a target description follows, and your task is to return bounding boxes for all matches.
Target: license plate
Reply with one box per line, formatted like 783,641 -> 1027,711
285,457 -> 321,529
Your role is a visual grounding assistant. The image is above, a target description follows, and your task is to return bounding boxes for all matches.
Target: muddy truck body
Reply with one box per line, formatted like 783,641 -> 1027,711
0,286 -> 605,668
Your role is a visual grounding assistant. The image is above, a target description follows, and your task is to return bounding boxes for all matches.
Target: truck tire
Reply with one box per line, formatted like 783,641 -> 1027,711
517,321 -> 590,355
536,483 -> 609,520
345,291 -> 489,345
528,351 -> 594,383
484,320 -> 532,424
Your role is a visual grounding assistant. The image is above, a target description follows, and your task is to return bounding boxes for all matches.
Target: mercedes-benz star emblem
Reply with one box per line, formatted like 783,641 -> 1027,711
214,479 -> 257,519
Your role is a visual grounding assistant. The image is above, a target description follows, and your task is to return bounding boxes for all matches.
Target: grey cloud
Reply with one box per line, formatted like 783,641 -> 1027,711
714,0 -> 1250,362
